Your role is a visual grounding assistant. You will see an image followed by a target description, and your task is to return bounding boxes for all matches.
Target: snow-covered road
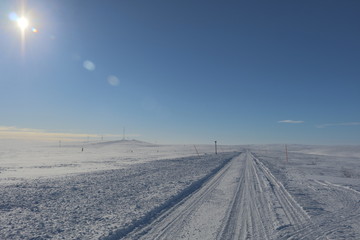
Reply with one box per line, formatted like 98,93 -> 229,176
124,151 -> 312,239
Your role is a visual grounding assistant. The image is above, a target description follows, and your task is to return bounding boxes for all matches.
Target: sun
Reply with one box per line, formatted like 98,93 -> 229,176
17,17 -> 29,31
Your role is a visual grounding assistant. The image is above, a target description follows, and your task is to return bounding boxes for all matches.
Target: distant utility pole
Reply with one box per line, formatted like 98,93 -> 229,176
194,145 -> 200,157
215,141 -> 218,155
285,144 -> 289,163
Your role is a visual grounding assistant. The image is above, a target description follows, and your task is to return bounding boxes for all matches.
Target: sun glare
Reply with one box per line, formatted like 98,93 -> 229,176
17,17 -> 29,31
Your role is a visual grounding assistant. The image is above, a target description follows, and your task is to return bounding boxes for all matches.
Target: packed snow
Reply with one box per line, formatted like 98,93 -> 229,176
0,140 -> 359,239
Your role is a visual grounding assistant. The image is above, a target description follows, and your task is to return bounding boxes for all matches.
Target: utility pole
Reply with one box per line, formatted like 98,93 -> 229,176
285,144 -> 289,163
215,141 -> 218,155
194,145 -> 200,157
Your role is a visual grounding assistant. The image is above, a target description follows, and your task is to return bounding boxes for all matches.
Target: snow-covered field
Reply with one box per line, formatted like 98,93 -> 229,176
0,139 -> 238,185
1,140 -> 359,239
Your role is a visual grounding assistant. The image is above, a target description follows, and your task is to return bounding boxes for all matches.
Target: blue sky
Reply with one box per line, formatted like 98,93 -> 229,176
1,0 -> 360,144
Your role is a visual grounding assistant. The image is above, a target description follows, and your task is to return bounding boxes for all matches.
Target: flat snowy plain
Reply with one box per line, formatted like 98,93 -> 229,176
0,140 -> 359,239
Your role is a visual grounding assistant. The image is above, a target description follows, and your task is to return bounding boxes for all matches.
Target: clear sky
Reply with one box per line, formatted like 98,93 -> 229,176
1,0 -> 360,145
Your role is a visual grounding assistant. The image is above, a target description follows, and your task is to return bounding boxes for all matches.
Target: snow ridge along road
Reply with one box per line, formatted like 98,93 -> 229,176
124,151 -> 311,240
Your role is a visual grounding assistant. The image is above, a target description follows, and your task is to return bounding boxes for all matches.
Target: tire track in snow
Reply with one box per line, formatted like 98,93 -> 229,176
123,152 -> 313,239
217,152 -> 310,240
124,153 -> 243,240
217,152 -> 271,239
286,179 -> 360,240
250,153 -> 312,237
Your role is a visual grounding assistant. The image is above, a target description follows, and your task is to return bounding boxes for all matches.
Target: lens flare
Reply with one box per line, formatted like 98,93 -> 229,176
83,60 -> 96,71
107,75 -> 120,86
32,28 -> 38,33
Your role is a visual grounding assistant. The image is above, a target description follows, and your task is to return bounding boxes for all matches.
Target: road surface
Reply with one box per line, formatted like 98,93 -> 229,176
124,151 -> 313,239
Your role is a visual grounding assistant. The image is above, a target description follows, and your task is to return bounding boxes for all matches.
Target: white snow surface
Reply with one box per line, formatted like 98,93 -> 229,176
0,139 -> 239,239
0,139 -> 238,185
1,141 -> 360,239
